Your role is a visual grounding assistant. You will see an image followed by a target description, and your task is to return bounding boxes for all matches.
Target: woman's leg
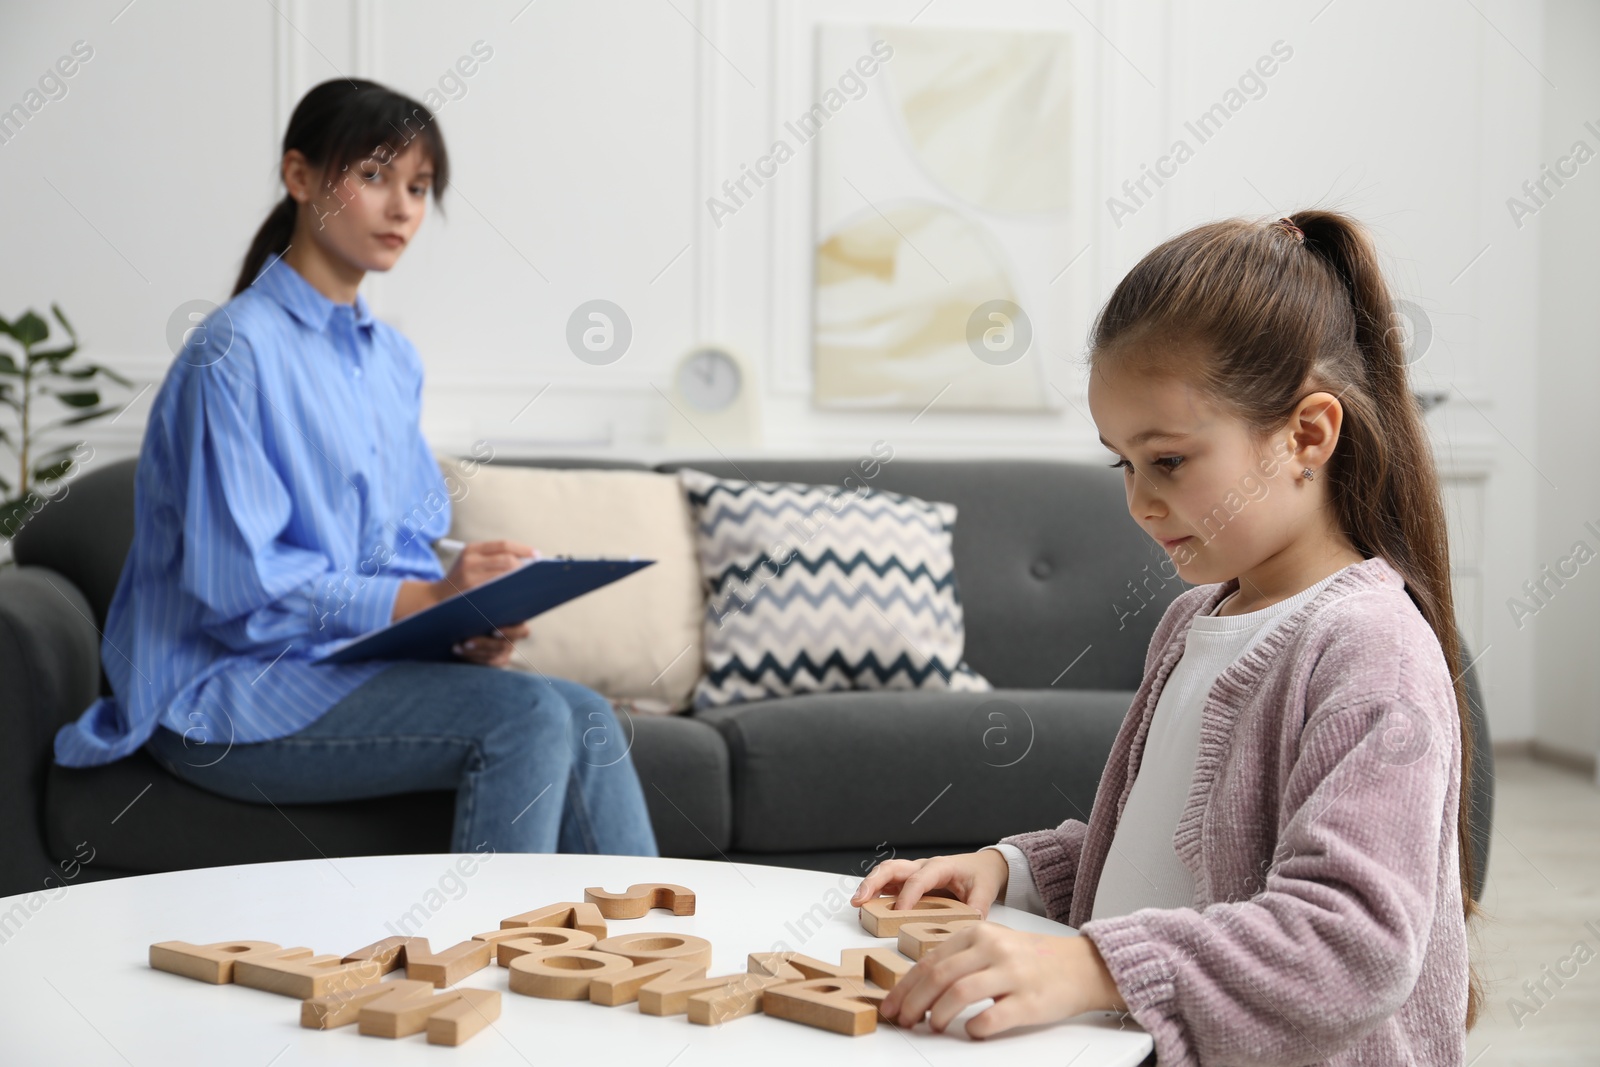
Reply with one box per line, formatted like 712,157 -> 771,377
143,662 -> 657,856
543,676 -> 658,856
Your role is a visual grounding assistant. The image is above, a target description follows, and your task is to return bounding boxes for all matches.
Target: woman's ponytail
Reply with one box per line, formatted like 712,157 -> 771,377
232,194 -> 298,297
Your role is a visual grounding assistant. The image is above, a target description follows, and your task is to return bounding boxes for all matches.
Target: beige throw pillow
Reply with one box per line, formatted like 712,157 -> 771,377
434,457 -> 703,711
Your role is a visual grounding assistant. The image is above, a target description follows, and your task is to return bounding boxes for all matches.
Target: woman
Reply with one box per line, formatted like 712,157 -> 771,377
53,78 -> 658,858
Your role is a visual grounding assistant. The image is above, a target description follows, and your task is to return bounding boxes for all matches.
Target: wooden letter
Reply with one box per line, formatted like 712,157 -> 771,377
233,951 -> 385,1000
588,959 -> 704,1006
638,971 -> 757,1017
686,973 -> 795,1026
499,901 -> 607,939
507,950 -> 634,1000
764,977 -> 889,1036
302,978 -> 426,1030
148,940 -> 310,984
748,947 -> 911,989
357,982 -> 501,1046
858,895 -> 981,937
582,882 -> 696,918
401,938 -> 493,988
897,919 -> 983,960
341,936 -> 410,976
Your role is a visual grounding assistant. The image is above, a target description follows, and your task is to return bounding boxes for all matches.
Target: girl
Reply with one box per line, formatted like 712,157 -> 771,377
53,78 -> 657,859
853,210 -> 1479,1064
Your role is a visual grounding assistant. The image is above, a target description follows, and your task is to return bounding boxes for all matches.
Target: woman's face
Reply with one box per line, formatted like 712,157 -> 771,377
1086,359 -> 1306,587
292,140 -> 432,274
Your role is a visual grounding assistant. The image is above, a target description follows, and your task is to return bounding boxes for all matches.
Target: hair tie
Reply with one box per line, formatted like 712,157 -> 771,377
1275,216 -> 1305,243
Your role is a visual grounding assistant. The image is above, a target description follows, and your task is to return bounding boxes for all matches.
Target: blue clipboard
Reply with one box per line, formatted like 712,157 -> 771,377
312,557 -> 655,665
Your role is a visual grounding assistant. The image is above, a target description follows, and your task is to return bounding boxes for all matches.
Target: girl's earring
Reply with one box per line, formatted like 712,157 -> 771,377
1301,467 -> 1316,481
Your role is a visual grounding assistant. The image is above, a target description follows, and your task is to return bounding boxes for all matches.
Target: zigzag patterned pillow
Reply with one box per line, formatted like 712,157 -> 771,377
678,467 -> 991,708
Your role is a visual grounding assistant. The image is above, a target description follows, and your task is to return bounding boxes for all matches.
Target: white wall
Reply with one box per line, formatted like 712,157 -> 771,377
0,0 -> 1574,749
1533,0 -> 1600,770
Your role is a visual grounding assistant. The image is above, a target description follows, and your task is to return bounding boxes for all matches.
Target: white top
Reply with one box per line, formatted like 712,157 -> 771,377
991,568 -> 1347,918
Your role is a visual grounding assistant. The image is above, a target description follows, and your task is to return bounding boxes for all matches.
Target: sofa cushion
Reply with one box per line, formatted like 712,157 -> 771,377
677,466 -> 990,707
438,458 -> 704,710
693,687 -> 1134,853
656,458 -> 1187,692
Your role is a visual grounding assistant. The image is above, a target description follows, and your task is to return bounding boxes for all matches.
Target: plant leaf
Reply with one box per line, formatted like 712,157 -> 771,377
0,496 -> 41,540
32,458 -> 74,484
0,353 -> 18,375
50,303 -> 77,341
59,361 -> 133,387
12,312 -> 47,347
37,405 -> 122,433
28,344 -> 78,365
50,389 -> 100,408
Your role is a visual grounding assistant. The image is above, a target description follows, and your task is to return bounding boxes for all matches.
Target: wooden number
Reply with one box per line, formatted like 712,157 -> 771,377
148,940 -> 310,984
858,895 -> 982,937
495,928 -> 598,967
592,932 -> 712,968
764,977 -> 890,1036
582,882 -> 696,918
638,971 -> 755,1017
302,978 -> 426,1030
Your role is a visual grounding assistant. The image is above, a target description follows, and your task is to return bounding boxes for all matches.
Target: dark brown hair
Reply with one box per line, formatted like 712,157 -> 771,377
1088,209 -> 1483,1028
233,78 -> 450,296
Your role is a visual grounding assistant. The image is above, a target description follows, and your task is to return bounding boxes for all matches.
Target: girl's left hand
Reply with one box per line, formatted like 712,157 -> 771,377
452,622 -> 530,668
879,924 -> 1127,1038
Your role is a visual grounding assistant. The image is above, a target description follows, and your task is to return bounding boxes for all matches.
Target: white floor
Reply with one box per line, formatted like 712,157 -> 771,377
1465,753 -> 1600,1064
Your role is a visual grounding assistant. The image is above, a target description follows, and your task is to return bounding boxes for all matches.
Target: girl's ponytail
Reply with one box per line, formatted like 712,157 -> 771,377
1290,209 -> 1483,1027
231,78 -> 450,298
233,195 -> 298,296
1089,208 -> 1485,1029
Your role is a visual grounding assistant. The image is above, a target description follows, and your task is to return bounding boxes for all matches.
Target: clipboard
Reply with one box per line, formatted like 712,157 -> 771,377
312,556 -> 655,665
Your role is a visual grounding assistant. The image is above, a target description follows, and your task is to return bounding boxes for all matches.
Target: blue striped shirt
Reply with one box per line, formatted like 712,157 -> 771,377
53,251 -> 450,767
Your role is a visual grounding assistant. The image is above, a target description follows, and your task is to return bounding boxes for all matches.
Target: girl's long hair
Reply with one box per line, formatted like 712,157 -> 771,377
1087,209 -> 1483,1028
233,78 -> 450,296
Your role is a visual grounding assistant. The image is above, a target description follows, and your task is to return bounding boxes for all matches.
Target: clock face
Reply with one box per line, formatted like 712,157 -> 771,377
676,348 -> 742,413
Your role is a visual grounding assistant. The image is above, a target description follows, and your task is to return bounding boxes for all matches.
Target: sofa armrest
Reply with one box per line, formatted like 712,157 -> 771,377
0,566 -> 103,897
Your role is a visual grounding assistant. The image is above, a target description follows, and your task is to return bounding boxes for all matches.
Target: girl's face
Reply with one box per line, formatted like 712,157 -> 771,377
1087,359 -> 1318,587
292,140 -> 433,274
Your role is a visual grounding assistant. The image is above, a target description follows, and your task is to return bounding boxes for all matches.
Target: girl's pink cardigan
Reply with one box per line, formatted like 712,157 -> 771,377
1002,555 -> 1469,1065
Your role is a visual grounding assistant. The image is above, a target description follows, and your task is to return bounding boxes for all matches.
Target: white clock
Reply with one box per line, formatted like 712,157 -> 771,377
666,345 -> 760,447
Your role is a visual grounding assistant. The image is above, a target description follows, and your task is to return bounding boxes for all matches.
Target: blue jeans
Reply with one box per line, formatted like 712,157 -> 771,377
144,661 -> 658,856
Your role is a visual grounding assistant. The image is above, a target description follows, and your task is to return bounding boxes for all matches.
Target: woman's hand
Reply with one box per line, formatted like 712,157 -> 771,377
437,539 -> 539,596
451,622 -> 530,668
850,850 -> 1011,918
878,924 -> 1127,1037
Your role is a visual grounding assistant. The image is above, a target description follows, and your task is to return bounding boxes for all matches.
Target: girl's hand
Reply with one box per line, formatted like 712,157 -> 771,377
879,924 -> 1127,1037
452,621 -> 530,668
850,850 -> 1011,918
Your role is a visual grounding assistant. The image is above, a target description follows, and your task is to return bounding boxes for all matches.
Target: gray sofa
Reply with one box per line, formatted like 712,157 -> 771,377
0,454 -> 1494,902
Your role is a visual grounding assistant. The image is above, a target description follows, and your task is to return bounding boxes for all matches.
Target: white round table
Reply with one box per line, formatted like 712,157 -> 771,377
0,853 -> 1154,1065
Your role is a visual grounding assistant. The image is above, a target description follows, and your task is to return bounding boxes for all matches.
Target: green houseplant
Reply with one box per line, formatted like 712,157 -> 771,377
0,304 -> 130,550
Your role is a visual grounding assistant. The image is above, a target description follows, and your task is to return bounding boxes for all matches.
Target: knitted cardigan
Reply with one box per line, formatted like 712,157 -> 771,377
1001,555 -> 1468,1065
